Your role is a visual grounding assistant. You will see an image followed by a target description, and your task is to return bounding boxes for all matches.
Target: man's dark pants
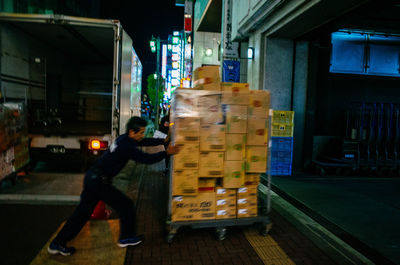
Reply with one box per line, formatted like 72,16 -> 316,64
53,169 -> 136,245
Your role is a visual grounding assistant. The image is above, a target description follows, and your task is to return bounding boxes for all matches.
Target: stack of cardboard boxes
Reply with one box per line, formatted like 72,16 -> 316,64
0,102 -> 29,180
171,66 -> 270,222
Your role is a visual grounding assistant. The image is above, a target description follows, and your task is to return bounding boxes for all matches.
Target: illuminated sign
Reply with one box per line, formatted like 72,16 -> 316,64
172,61 -> 179,69
172,53 -> 180,61
172,36 -> 179,45
162,44 -> 167,78
172,45 -> 180,53
171,70 -> 180,78
171,79 -> 180,86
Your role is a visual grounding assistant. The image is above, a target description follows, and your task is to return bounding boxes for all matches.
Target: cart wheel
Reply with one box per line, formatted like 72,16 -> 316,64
216,228 -> 226,241
259,223 -> 272,236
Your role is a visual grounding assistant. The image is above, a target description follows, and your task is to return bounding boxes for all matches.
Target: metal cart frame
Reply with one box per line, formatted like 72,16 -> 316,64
165,90 -> 272,243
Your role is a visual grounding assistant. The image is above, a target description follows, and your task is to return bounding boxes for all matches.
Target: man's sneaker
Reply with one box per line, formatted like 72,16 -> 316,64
117,235 -> 144,247
47,242 -> 76,256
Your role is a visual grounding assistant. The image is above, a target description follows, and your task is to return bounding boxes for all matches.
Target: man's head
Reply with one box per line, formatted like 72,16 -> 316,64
126,116 -> 147,141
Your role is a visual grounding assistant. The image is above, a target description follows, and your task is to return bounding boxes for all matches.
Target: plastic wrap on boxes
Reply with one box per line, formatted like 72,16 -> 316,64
223,104 -> 247,133
174,117 -> 200,142
171,86 -> 271,221
198,92 -> 224,124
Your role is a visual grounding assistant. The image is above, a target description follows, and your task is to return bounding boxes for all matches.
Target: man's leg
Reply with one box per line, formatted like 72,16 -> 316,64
95,181 -> 137,239
48,173 -> 99,255
52,189 -> 98,244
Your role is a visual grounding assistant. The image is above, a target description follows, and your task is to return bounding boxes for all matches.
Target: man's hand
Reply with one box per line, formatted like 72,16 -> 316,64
166,143 -> 180,155
164,130 -> 171,144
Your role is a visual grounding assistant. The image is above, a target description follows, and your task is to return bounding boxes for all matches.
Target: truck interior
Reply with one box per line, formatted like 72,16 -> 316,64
1,19 -> 115,136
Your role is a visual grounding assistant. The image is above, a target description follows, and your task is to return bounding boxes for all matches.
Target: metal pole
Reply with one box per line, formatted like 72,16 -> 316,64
155,37 -> 161,130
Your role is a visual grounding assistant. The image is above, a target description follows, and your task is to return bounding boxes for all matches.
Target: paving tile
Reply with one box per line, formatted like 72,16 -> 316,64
124,163 -> 339,265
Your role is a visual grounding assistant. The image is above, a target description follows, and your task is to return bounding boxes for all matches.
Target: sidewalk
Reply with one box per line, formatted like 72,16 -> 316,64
2,152 -> 347,265
124,159 -> 339,265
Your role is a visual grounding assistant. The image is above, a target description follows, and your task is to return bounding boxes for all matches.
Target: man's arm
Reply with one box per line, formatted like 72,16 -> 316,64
128,143 -> 180,164
137,138 -> 165,146
128,145 -> 167,164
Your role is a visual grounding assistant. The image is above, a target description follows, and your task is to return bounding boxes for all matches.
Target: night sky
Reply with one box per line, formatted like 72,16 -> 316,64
100,0 -> 184,92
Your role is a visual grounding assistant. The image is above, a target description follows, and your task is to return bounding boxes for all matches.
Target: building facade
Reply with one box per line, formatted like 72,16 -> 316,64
188,0 -> 400,173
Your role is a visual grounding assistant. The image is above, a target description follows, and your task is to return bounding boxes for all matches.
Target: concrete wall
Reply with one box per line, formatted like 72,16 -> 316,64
247,32 -> 263,90
193,31 -> 221,71
263,37 -> 293,110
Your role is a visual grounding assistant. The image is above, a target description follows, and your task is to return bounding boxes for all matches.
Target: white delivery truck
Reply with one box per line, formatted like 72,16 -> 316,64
0,13 -> 143,170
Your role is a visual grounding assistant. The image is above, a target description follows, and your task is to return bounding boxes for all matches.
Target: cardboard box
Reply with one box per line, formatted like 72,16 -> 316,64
198,93 -> 224,124
198,178 -> 216,192
216,207 -> 237,219
237,206 -> 258,218
216,197 -> 236,208
200,125 -> 226,151
237,184 -> 258,218
215,188 -> 237,219
225,134 -> 246,161
171,192 -> 216,221
244,174 -> 261,185
221,82 -> 249,105
224,105 -> 247,133
223,160 -> 245,188
174,117 -> 200,142
215,188 -> 236,198
172,170 -> 199,196
247,118 -> 268,145
248,90 -> 270,118
199,152 -> 224,177
246,146 -> 268,173
193,66 -> 221,90
237,185 -> 258,198
173,142 -> 199,170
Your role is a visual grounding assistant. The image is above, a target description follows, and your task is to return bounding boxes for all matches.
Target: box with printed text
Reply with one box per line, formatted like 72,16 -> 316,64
200,125 -> 226,151
221,82 -> 249,105
172,170 -> 198,196
173,142 -> 199,170
172,192 -> 216,221
225,134 -> 246,161
199,151 -> 224,177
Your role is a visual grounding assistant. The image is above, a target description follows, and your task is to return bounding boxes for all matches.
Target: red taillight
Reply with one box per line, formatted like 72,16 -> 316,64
89,140 -> 108,150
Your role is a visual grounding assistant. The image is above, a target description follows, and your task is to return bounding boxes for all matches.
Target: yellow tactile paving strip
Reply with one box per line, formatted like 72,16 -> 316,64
30,219 -> 125,265
244,228 -> 295,265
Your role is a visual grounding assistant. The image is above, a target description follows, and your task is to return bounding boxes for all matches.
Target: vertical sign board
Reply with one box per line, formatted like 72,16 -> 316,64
184,17 -> 192,32
222,60 -> 240,82
222,0 -> 239,58
184,1 -> 193,32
